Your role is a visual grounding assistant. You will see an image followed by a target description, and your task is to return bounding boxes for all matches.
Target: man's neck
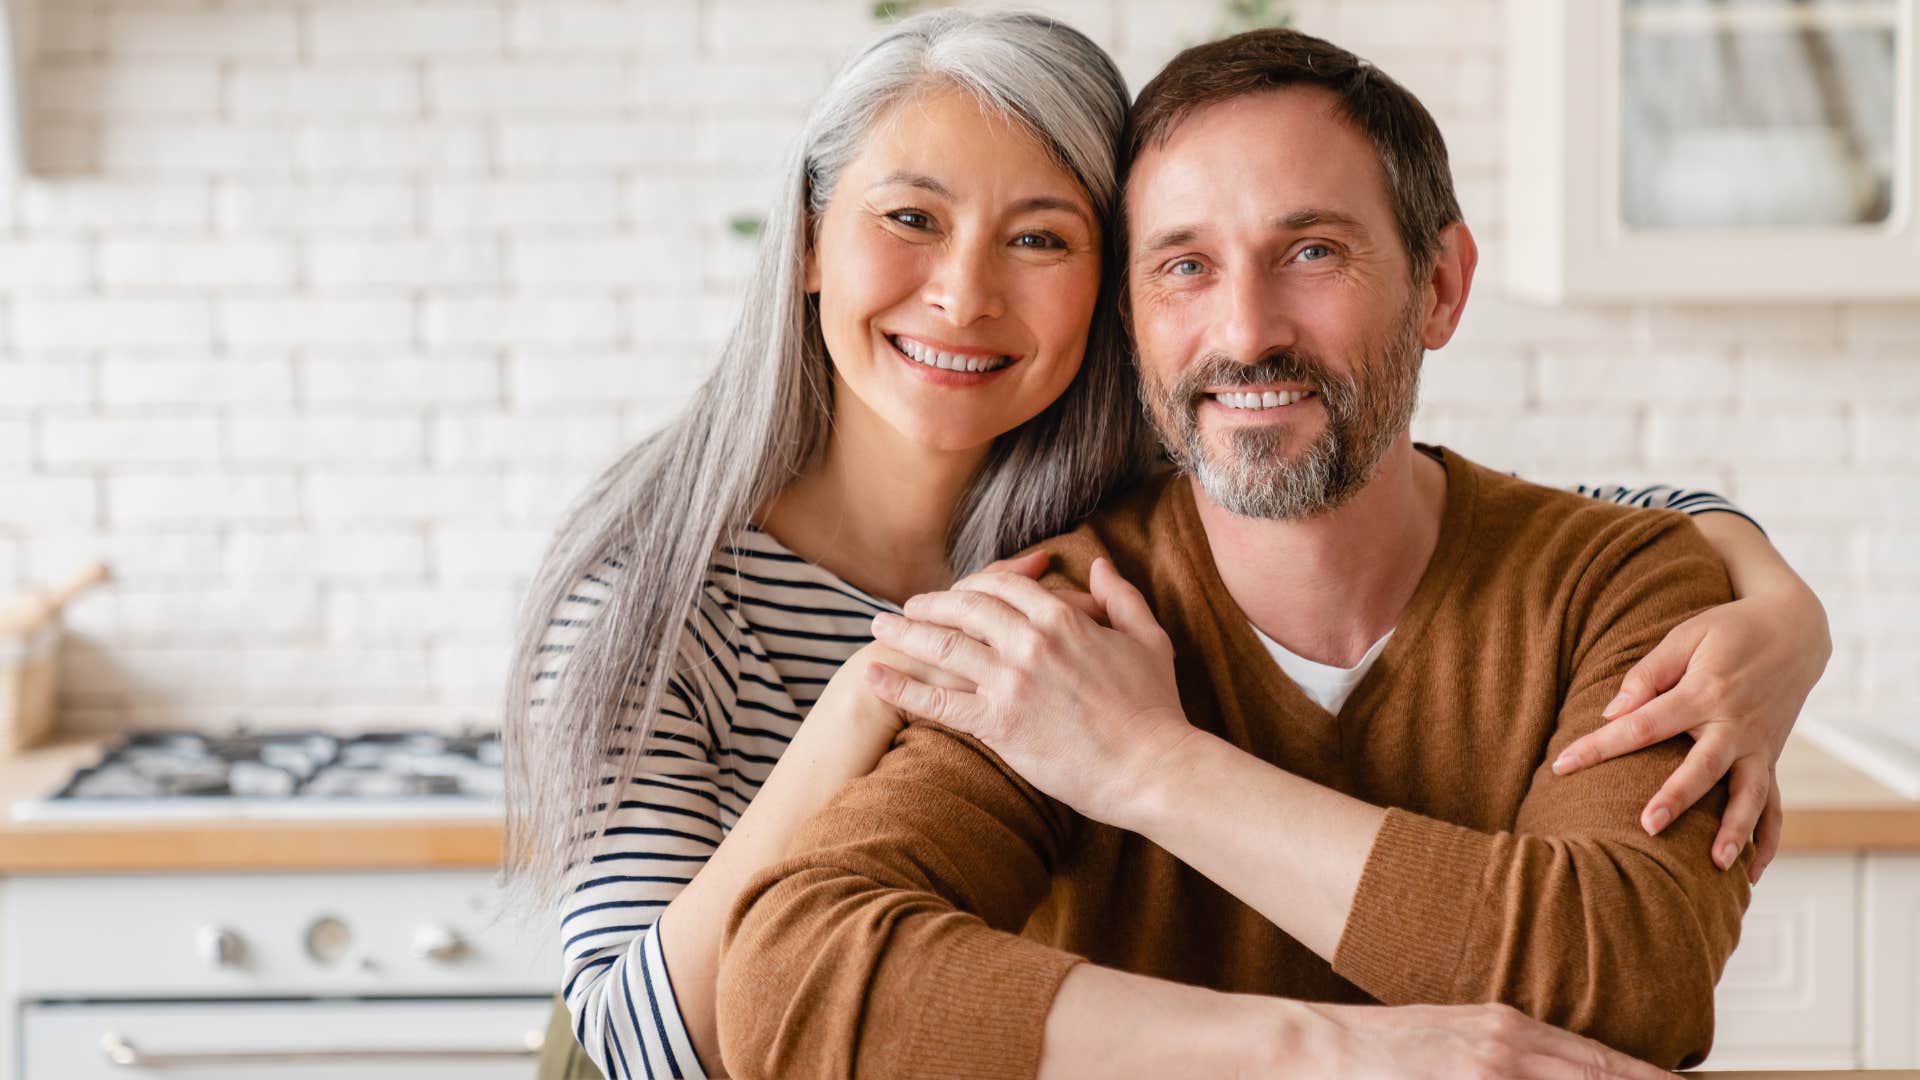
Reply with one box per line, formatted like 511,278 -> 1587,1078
1194,438 -> 1449,667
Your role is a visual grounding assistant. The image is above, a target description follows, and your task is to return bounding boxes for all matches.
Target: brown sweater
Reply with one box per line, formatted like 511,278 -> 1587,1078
716,446 -> 1751,1078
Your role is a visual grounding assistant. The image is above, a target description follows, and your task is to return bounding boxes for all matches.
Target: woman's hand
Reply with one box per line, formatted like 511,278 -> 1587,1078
864,557 -> 1194,827
1294,1001 -> 1672,1080
1552,580 -> 1830,885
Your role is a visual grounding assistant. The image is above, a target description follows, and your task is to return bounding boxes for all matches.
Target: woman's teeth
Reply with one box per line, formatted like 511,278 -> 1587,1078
1214,390 -> 1314,411
891,335 -> 1012,374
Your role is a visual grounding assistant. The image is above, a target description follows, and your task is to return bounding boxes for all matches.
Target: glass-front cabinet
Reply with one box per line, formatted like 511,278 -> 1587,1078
1506,0 -> 1918,301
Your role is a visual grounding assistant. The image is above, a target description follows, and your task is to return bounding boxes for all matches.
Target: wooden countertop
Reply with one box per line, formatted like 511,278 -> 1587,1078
0,729 -> 1915,874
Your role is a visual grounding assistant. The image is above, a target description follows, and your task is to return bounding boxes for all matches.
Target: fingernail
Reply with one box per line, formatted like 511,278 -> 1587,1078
1718,842 -> 1739,868
1602,692 -> 1631,719
1643,806 -> 1670,835
1551,752 -> 1577,775
873,612 -> 902,634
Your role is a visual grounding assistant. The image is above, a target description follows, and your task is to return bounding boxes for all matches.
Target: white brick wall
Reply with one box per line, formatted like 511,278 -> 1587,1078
0,0 -> 1912,740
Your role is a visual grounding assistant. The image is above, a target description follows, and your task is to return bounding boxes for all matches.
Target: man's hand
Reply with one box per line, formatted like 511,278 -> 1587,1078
864,557 -> 1194,826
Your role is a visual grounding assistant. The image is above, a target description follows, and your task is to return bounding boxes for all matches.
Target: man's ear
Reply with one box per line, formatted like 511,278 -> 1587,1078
1418,221 -> 1478,350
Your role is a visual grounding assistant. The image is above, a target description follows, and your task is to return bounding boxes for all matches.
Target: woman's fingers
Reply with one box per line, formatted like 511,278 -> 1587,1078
1751,769 -> 1784,884
948,569 -> 1080,625
1554,691 -> 1693,776
871,610 -> 997,683
1606,615 -> 1705,720
1706,755 -> 1770,871
863,662 -> 981,731
1638,729 -> 1740,837
1511,1011 -> 1673,1080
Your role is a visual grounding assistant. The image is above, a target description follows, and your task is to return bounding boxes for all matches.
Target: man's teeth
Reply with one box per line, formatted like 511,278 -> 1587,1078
892,335 -> 1011,373
1214,390 -> 1314,410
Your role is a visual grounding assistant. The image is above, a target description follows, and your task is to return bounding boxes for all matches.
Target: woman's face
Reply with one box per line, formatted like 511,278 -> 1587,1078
807,86 -> 1103,455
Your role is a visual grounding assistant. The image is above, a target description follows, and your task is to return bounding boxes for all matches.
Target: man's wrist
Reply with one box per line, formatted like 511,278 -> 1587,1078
1114,726 -> 1231,838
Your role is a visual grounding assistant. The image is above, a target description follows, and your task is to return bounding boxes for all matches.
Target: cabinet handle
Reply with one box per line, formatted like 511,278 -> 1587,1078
101,1030 -> 543,1067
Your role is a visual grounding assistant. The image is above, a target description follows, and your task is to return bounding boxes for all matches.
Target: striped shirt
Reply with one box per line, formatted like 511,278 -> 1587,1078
542,482 -> 1747,1079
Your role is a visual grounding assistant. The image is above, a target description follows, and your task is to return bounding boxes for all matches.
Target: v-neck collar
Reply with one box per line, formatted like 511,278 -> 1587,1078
1166,445 -> 1482,749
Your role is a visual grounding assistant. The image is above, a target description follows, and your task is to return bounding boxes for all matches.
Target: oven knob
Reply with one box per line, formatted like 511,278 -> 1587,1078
409,923 -> 468,963
195,925 -> 246,969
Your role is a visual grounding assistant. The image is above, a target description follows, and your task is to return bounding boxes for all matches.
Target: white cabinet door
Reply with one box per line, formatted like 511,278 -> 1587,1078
1865,853 -> 1920,1067
19,998 -> 550,1080
1701,853 -> 1860,1070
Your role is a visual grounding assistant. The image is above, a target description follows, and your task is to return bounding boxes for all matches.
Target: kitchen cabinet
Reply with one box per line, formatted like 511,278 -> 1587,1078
0,1 -> 27,177
1505,0 -> 1920,301
1865,854 -> 1920,1067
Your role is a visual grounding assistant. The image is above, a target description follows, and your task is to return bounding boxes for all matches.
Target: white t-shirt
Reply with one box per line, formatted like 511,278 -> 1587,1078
1249,622 -> 1394,715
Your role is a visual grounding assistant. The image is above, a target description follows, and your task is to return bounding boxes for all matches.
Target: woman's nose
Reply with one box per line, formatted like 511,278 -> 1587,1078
920,239 -> 1006,326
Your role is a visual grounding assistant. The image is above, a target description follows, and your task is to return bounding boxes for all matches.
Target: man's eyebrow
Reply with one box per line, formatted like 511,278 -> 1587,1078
868,171 -> 954,199
1134,225 -> 1200,258
1273,208 -> 1369,233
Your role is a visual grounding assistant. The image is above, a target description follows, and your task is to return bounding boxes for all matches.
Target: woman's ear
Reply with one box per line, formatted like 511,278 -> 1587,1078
803,223 -> 822,294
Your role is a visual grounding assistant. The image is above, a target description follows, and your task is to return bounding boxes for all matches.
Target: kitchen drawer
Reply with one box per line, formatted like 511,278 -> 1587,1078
1700,852 -> 1859,1070
4,870 -> 554,998
1865,853 -> 1920,1067
18,998 -> 549,1080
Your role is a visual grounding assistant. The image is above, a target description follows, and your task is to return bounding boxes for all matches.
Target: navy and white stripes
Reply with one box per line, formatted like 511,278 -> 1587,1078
540,482 -> 1757,1078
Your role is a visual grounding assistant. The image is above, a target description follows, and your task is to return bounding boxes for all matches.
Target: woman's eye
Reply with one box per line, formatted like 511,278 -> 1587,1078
1012,231 -> 1066,250
887,210 -> 932,229
1168,258 -> 1205,276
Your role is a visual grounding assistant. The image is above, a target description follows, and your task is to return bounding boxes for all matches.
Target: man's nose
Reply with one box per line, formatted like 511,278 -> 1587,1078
920,237 -> 1006,326
1214,264 -> 1295,364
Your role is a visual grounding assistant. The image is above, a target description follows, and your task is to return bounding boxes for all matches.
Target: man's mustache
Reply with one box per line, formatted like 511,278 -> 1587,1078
1169,351 -> 1344,408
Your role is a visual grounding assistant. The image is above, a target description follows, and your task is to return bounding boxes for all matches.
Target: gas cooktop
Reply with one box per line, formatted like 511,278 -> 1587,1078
11,729 -> 505,822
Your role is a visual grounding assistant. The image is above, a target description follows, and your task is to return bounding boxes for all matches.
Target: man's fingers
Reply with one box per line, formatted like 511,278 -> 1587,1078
1751,769 -> 1784,884
1554,693 -> 1692,776
1638,731 -> 1739,836
950,569 -> 1079,624
863,662 -> 978,731
895,588 -> 1032,652
980,550 -> 1049,579
1710,756 -> 1770,871
871,611 -> 997,683
1053,589 -> 1111,626
1089,558 -> 1166,649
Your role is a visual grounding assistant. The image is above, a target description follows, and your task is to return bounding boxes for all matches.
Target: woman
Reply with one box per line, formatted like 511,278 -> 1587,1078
503,11 -> 1828,1080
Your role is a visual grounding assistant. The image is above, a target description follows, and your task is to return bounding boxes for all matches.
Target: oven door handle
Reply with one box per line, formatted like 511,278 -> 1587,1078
101,1029 -> 544,1068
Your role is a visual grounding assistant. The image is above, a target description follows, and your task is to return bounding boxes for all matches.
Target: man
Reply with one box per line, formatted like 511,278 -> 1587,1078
715,29 -> 1751,1078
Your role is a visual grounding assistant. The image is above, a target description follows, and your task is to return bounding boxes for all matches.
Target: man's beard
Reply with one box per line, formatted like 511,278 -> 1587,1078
1140,299 -> 1424,521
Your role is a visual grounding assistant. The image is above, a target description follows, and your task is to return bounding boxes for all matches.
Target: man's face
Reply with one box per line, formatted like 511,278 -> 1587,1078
1125,87 -> 1425,520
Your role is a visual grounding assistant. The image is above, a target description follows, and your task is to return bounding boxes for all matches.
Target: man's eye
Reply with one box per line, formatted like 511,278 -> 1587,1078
1297,244 -> 1333,262
1013,231 -> 1066,250
1169,258 -> 1204,276
888,210 -> 932,229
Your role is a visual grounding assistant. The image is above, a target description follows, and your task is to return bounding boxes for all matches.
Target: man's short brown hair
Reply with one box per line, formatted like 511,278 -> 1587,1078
1125,28 -> 1462,282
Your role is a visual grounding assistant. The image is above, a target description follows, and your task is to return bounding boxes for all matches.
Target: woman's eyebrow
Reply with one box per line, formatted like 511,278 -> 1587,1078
868,171 -> 954,198
1009,195 -> 1093,228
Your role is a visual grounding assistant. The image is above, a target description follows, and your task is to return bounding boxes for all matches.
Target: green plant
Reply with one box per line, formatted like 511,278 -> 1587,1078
727,214 -> 765,238
870,0 -> 927,19
1214,0 -> 1294,38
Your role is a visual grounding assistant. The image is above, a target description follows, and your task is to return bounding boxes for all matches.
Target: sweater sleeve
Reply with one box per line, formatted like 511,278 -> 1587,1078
1570,481 -> 1766,536
539,562 -> 721,1080
714,721 -> 1084,1080
1330,513 -> 1752,1070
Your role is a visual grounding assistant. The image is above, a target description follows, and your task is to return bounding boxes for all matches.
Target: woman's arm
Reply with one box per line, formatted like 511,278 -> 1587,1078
1553,494 -> 1831,884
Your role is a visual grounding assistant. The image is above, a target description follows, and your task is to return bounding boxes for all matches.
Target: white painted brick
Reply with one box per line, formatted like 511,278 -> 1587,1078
1844,304 -> 1920,345
227,65 -> 423,118
64,646 -> 433,707
429,179 -> 621,231
221,298 -> 414,347
297,125 -> 491,176
1744,350 -> 1920,406
33,60 -> 222,116
307,238 -> 501,289
506,466 -> 596,524
101,357 -> 296,408
628,288 -> 744,347
1418,348 -> 1529,408
301,355 -> 502,407
40,415 -> 222,467
24,530 -> 224,584
218,181 -> 417,231
1858,411 -> 1920,464
306,470 -> 508,523
227,529 -> 428,582
102,588 -> 323,642
18,180 -> 209,229
1535,347 -> 1736,405
432,642 -> 512,709
97,124 -> 299,174
229,414 -> 425,464
631,57 -> 835,112
1864,648 -> 1920,699
1761,525 -> 1864,582
310,6 -> 506,59
626,174 -> 753,233
0,361 -> 94,412
0,477 -> 97,526
1645,408 -> 1849,465
0,240 -> 92,289
496,120 -> 674,172
1863,532 -> 1920,580
1735,468 -> 1920,523
326,586 -> 519,643
1412,409 -> 1640,467
34,2 -> 101,58
704,0 -> 875,58
507,236 -> 678,287
107,473 -> 300,524
0,419 -> 30,471
427,61 -> 626,115
102,9 -> 299,58
423,295 -> 618,348
1448,297 -> 1644,349
100,238 -> 298,288
1320,0 -> 1500,51
1118,0 -> 1253,55
696,115 -> 805,171
509,350 -> 707,408
1648,304 -> 1843,345
432,411 -> 624,465
0,536 -> 17,587
14,298 -> 214,349
28,122 -> 99,174
429,526 -> 550,581
507,2 -> 699,56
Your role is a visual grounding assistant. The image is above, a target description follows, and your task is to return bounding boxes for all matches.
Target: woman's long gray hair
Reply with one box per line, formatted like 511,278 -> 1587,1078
500,9 -> 1154,911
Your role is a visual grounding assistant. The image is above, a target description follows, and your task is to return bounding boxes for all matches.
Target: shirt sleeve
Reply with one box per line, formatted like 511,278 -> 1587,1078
714,721 -> 1083,1080
1570,481 -> 1766,537
539,559 -> 721,1080
1330,512 -> 1752,1070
